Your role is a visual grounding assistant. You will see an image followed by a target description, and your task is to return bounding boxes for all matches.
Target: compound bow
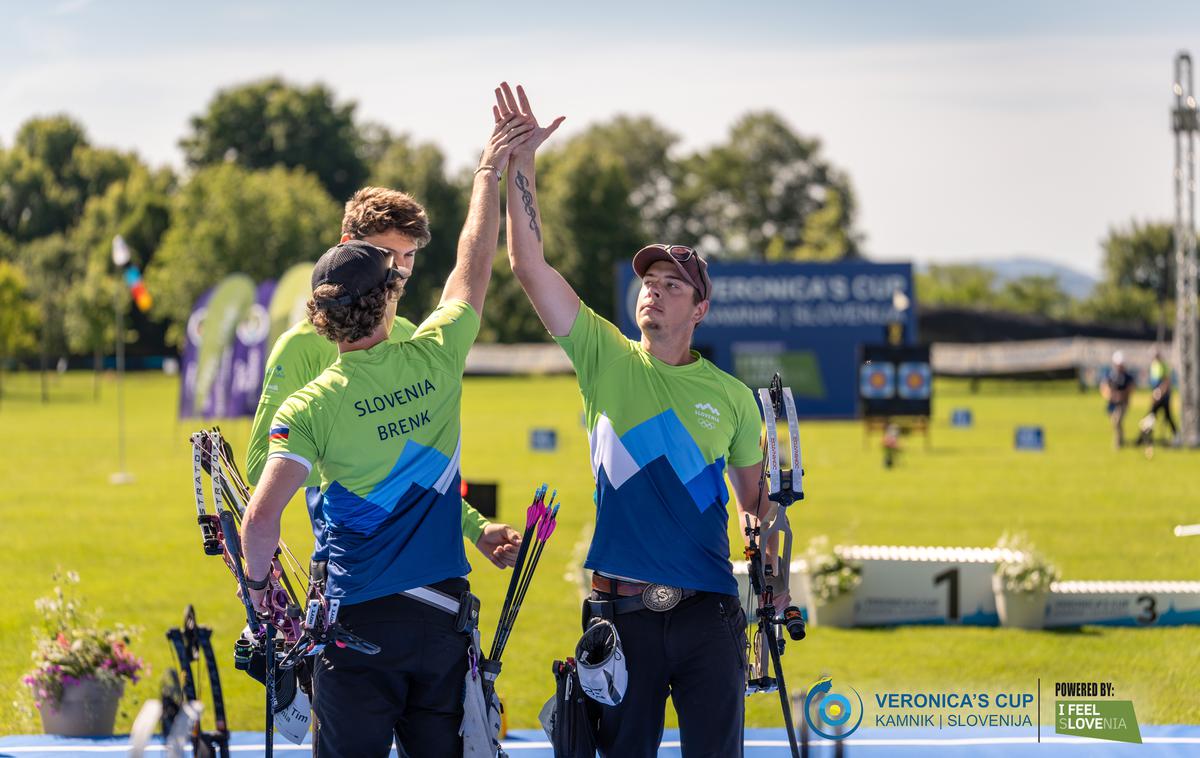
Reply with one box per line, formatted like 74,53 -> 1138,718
188,427 -> 379,755
162,605 -> 229,758
744,374 -> 805,758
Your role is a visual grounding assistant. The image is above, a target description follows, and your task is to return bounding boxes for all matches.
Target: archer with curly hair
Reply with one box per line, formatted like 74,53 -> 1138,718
246,185 -> 521,576
306,248 -> 407,344
239,91 -> 537,756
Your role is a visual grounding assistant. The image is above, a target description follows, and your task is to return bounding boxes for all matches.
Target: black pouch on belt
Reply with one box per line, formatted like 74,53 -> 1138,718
455,590 -> 481,633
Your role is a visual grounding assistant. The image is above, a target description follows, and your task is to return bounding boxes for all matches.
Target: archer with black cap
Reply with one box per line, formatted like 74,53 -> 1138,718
501,83 -> 781,757
239,94 -> 533,757
311,240 -> 408,305
245,187 -> 523,596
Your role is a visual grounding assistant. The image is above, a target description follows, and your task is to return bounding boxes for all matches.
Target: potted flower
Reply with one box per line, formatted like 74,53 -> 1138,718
992,534 -> 1060,630
803,537 -> 862,627
22,572 -> 146,736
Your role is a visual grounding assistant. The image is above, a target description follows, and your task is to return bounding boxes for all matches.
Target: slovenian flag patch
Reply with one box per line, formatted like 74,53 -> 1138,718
269,426 -> 289,441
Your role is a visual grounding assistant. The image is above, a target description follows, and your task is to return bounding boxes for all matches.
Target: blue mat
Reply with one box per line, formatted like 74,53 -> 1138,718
2,726 -> 1198,756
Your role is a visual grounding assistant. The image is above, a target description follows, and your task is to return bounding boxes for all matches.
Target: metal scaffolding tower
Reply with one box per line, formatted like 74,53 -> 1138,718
1173,52 -> 1200,447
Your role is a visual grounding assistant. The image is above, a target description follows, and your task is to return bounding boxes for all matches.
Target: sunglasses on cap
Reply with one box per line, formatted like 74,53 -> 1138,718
641,243 -> 707,300
644,243 -> 698,262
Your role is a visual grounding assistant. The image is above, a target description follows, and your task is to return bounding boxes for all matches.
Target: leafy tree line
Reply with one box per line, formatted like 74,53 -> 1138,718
2,77 -> 1186,403
0,78 -> 865,386
917,221 -> 1180,333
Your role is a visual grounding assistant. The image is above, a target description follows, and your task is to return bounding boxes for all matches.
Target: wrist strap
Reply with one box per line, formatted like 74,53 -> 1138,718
474,164 -> 499,180
245,572 -> 270,591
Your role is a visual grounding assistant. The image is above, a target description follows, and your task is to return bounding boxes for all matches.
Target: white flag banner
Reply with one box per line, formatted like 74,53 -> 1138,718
112,234 -> 131,267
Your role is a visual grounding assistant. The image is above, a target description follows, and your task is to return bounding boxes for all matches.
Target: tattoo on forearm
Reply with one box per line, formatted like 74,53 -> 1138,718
514,170 -> 542,243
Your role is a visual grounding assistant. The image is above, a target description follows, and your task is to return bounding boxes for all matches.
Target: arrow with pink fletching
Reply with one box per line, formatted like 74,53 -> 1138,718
490,489 -> 561,662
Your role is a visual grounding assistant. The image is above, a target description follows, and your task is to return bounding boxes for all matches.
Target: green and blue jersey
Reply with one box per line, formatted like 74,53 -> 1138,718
268,300 -> 479,604
555,305 -> 763,596
247,316 -> 490,546
248,316 -> 417,488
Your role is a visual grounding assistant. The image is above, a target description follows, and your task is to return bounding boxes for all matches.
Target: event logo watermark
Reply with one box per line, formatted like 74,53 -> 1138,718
872,690 -> 1034,728
803,676 -> 864,741
802,679 -> 1139,742
1055,681 -> 1141,744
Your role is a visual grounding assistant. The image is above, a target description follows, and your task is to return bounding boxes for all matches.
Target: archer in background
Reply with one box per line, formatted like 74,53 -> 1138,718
1147,349 -> 1179,444
1100,350 -> 1133,450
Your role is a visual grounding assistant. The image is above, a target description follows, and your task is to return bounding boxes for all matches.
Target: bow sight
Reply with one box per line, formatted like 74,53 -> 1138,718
744,373 -> 805,758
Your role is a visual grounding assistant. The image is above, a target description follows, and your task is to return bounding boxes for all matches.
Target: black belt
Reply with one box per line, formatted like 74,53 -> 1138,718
587,583 -> 699,617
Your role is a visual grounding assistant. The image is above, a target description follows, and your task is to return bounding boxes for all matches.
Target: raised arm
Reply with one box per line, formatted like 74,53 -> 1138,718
499,83 -> 579,337
440,100 -> 533,313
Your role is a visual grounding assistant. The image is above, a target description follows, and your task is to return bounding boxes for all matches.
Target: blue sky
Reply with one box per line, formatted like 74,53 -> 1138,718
4,1 -> 1200,275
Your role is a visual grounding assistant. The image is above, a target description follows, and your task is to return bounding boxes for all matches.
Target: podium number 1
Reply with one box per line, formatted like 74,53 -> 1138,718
933,568 -> 960,621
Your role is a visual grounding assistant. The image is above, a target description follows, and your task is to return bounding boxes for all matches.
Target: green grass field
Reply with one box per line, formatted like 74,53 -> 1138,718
1,370 -> 1198,735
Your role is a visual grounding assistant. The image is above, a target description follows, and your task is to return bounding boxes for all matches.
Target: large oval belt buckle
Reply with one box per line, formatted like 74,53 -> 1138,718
642,584 -> 683,612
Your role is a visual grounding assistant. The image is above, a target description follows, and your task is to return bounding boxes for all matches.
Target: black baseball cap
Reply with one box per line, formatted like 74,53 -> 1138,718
311,240 -> 400,308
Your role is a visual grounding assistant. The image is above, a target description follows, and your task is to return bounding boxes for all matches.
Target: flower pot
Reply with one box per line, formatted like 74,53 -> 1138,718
38,678 -> 124,737
992,575 -> 1047,630
810,593 -> 856,627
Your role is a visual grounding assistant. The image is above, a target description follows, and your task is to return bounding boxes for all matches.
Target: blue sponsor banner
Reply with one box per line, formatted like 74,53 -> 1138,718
616,260 -> 917,418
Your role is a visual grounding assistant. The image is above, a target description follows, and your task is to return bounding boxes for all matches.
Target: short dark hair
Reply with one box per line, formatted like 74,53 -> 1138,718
307,276 -> 403,343
341,186 -> 431,247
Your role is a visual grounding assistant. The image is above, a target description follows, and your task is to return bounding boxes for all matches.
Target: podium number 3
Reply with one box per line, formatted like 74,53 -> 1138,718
1136,595 -> 1158,625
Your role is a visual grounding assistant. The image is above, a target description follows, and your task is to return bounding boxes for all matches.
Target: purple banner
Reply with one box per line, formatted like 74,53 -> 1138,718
178,274 -> 258,419
228,280 -> 277,416
178,288 -> 214,419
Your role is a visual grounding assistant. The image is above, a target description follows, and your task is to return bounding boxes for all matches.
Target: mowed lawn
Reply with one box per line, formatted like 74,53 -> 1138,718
1,370 -> 1198,735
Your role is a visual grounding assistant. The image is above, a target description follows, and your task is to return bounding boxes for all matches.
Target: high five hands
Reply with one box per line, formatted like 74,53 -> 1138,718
493,82 -> 565,161
480,90 -> 535,176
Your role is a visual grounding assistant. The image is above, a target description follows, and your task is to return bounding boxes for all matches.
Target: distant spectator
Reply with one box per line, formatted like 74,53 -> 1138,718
1100,351 -> 1133,449
1148,350 -> 1178,443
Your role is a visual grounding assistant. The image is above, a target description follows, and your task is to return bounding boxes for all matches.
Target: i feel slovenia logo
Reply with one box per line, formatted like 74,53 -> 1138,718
804,676 -> 864,740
